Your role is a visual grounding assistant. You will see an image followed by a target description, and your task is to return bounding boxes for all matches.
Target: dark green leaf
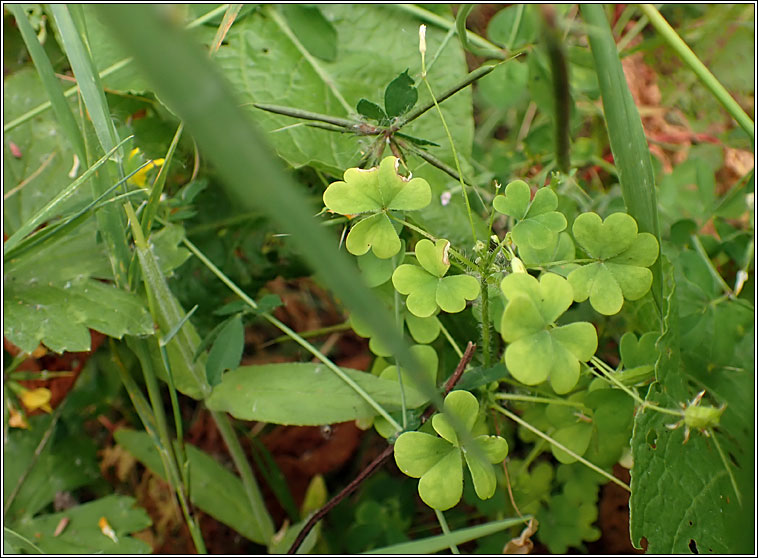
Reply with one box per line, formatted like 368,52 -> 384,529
357,98 -> 388,122
384,69 -> 418,119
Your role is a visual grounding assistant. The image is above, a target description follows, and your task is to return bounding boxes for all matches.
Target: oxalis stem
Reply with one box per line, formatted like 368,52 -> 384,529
288,342 -> 477,554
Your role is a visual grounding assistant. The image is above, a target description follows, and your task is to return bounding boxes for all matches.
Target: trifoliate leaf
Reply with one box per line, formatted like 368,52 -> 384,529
323,157 -> 431,258
393,246 -> 480,318
568,212 -> 659,315
493,180 -> 567,249
394,391 -> 508,510
500,273 -> 597,393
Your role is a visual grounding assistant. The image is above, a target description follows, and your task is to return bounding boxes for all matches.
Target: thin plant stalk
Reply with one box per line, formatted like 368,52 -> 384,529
435,509 -> 461,554
638,4 -> 754,140
494,404 -> 632,492
419,29 -> 478,245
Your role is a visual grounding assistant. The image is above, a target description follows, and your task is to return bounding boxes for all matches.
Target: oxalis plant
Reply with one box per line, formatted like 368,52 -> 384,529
4,4 -> 753,555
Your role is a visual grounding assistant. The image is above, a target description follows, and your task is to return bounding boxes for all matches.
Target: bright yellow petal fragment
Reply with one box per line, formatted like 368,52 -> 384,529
20,387 -> 53,413
98,516 -> 119,543
130,158 -> 165,188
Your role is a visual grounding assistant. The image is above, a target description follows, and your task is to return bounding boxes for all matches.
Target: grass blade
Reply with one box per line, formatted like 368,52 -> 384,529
581,4 -> 663,314
364,516 -> 526,554
50,5 -> 119,157
8,4 -> 86,161
638,4 -> 754,141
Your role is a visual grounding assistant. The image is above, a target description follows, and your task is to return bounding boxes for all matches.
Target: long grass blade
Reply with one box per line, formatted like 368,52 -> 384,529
581,4 -> 663,314
365,516 -> 526,554
50,5 -> 119,158
8,4 -> 86,161
638,4 -> 754,141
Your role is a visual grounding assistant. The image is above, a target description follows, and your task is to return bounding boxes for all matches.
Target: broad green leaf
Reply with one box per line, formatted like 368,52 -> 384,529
206,314 -> 244,387
3,415 -> 100,522
568,212 -> 659,315
211,5 -> 473,174
206,363 -> 427,425
114,429 -> 269,544
493,180 -> 567,250
279,4 -> 337,62
384,69 -> 418,118
630,255 -> 753,554
8,495 -> 151,554
3,221 -> 152,354
365,517 -> 525,554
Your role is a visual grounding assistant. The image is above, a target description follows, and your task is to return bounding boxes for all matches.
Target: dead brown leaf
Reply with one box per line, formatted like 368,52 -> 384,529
504,518 -> 538,554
